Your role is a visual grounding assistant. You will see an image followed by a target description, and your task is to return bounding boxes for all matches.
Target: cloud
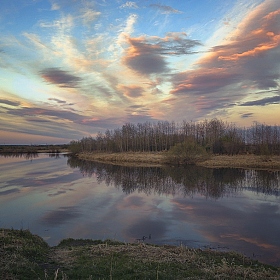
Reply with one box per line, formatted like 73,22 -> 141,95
23,32 -> 54,53
120,2 -> 138,9
48,98 -> 75,106
125,218 -> 168,240
150,4 -> 183,14
51,3 -> 60,11
119,85 -> 144,98
0,99 -> 21,107
240,95 -> 280,106
123,38 -> 168,75
126,104 -> 150,115
172,68 -> 241,95
0,188 -> 20,196
40,206 -> 80,226
48,98 -> 67,104
40,68 -> 82,88
123,33 -> 201,75
2,103 -> 90,140
157,32 -> 202,55
170,1 -> 280,118
80,8 -> 101,26
6,106 -> 84,123
240,113 -> 254,118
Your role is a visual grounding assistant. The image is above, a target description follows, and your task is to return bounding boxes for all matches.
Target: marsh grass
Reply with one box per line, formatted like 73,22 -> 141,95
198,154 -> 280,170
77,152 -> 280,170
1,228 -> 280,279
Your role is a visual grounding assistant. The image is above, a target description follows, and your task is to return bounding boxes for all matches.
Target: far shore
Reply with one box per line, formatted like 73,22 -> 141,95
77,152 -> 280,170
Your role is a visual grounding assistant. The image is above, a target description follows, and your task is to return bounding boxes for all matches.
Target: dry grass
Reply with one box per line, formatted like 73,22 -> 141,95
78,152 -> 280,170
51,240 -> 280,279
198,155 -> 280,170
1,229 -> 280,279
78,151 -> 168,167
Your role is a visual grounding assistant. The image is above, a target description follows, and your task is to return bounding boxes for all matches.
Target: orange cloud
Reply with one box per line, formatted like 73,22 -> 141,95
170,0 -> 280,119
122,33 -> 201,75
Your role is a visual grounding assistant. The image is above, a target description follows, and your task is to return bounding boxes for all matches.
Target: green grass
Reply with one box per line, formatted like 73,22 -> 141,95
1,228 -> 280,279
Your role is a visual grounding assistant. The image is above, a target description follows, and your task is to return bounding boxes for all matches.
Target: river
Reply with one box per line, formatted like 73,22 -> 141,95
0,153 -> 279,266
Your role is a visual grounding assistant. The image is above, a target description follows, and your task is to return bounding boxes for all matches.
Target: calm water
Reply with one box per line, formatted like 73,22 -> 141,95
0,153 -> 280,266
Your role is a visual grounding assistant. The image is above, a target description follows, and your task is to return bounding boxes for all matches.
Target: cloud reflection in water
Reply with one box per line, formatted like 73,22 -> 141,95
0,154 -> 280,267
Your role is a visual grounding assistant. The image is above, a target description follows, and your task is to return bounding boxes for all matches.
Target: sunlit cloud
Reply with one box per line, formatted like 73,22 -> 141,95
123,33 -> 201,75
0,0 -> 279,143
170,0 -> 280,119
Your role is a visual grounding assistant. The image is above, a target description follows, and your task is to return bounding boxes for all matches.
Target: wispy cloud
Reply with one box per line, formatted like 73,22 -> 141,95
51,3 -> 60,11
79,8 -> 101,26
150,4 -> 183,14
120,2 -> 139,9
240,95 -> 280,106
0,98 -> 21,107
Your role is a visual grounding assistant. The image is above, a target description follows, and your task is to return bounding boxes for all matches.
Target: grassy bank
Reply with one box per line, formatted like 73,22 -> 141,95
1,228 -> 279,279
77,151 -> 168,167
77,152 -> 280,170
198,154 -> 280,170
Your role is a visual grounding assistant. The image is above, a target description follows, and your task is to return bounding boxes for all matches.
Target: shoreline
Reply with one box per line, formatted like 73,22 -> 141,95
1,228 -> 279,279
77,152 -> 280,170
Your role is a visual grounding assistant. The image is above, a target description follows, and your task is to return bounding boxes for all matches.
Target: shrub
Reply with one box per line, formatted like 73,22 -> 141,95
166,140 -> 209,165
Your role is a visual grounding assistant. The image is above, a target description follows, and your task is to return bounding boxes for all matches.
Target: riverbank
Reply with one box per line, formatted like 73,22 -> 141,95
1,228 -> 279,279
77,152 -> 280,170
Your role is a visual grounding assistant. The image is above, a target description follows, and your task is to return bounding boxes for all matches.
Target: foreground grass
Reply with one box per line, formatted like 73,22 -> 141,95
1,228 -> 280,279
77,152 -> 280,170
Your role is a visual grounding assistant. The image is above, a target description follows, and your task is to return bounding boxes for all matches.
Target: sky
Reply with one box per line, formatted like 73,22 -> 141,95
0,0 -> 279,144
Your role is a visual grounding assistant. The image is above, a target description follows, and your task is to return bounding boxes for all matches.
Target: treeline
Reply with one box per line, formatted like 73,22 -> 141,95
69,119 -> 280,155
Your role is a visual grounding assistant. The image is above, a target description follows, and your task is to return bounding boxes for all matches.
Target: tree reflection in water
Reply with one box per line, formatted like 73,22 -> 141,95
0,152 -> 39,160
67,156 -> 280,199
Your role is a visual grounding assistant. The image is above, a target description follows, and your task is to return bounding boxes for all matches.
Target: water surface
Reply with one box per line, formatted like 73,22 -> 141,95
0,153 -> 279,266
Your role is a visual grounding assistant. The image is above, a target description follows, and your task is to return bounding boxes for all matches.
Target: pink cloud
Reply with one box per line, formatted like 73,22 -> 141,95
122,33 -> 201,76
170,0 -> 280,115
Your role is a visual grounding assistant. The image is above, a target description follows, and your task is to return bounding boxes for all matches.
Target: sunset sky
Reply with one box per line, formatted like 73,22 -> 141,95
0,0 -> 279,144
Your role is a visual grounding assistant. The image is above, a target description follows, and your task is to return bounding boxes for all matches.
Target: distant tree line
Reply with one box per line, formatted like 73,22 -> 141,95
69,119 -> 280,156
